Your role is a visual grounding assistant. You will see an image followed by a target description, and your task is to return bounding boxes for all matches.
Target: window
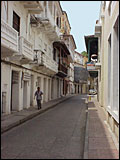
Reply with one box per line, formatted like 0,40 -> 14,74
56,16 -> 61,28
108,34 -> 111,106
108,1 -> 112,16
113,16 -> 119,112
53,48 -> 56,61
13,11 -> 20,35
59,17 -> 61,28
56,17 -> 59,27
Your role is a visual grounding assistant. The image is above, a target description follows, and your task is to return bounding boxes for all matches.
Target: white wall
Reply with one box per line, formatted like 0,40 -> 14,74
1,63 -> 11,114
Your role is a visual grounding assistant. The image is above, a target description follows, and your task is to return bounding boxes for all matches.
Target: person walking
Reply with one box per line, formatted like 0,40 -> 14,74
34,87 -> 43,110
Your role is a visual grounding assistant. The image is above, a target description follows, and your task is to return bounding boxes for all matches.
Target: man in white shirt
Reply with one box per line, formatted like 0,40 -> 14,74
34,87 -> 43,110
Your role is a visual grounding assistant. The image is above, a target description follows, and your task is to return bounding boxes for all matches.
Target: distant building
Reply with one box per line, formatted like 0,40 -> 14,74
74,51 -> 88,94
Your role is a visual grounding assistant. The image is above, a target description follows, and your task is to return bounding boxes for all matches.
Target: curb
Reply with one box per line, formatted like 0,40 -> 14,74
83,101 -> 89,159
1,95 -> 74,134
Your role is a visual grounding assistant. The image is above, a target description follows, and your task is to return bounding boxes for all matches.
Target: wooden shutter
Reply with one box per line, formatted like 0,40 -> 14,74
13,11 -> 20,35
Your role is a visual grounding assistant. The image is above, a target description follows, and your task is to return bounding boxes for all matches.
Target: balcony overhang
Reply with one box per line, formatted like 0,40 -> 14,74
1,19 -> 18,58
30,52 -> 58,75
9,54 -> 34,64
1,46 -> 18,58
9,36 -> 34,64
56,71 -> 67,78
21,1 -> 43,14
36,65 -> 58,76
53,41 -> 70,56
30,17 -> 60,41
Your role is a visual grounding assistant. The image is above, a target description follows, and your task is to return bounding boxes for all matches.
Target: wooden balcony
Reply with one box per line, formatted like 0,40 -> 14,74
1,19 -> 18,58
57,63 -> 68,77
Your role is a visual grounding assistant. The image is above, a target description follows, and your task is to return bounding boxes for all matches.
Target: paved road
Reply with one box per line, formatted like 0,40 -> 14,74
1,95 -> 88,159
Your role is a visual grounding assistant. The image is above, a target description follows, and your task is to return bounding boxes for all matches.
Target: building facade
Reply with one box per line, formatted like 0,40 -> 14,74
1,1 -> 76,115
74,51 -> 88,94
94,1 -> 119,142
58,10 -> 76,95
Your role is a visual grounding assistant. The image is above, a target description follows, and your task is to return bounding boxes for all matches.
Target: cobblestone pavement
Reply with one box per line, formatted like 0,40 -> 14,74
1,95 -> 88,159
84,95 -> 119,159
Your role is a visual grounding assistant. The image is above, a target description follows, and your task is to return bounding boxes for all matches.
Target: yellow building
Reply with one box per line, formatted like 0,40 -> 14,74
95,1 -> 119,143
60,10 -> 77,95
61,11 -> 71,35
83,56 -> 88,68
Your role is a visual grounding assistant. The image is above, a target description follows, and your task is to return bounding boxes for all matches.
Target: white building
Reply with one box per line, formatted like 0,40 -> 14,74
74,51 -> 84,67
1,1 -> 74,115
94,1 -> 119,142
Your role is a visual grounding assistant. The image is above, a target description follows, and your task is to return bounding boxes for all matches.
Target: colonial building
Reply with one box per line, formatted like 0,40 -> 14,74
1,1 -> 76,115
56,10 -> 77,95
94,1 -> 119,142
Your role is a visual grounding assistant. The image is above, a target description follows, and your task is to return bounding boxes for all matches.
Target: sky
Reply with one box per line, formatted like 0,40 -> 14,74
60,1 -> 101,53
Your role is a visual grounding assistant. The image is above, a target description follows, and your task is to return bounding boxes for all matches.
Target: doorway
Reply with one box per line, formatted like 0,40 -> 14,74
11,71 -> 19,111
23,81 -> 27,109
48,79 -> 51,101
43,78 -> 46,102
57,78 -> 59,98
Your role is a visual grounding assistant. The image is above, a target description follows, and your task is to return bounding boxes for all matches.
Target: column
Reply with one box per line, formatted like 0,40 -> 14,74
51,78 -> 53,100
33,74 -> 38,106
58,78 -> 61,98
49,79 -> 52,101
45,78 -> 49,102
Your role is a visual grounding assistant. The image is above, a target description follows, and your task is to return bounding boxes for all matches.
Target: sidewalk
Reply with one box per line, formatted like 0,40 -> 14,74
1,94 -> 75,134
84,95 -> 119,159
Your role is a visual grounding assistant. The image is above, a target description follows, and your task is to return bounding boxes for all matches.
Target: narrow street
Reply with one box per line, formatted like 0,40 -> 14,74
1,95 -> 88,159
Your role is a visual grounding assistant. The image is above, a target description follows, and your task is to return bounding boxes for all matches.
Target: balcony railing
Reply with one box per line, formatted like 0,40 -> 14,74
32,52 -> 58,74
31,5 -> 61,40
60,35 -> 74,62
1,19 -> 18,57
19,36 -> 34,61
42,54 -> 58,73
58,63 -> 68,75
